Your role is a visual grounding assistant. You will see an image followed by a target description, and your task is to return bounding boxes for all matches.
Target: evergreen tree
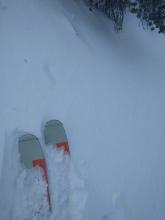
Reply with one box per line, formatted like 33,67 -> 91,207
87,0 -> 128,31
129,0 -> 165,33
86,0 -> 165,34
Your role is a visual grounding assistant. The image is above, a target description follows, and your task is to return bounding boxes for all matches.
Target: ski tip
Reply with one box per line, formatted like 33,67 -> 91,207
19,133 -> 38,142
44,120 -> 63,128
44,119 -> 70,154
18,133 -> 44,169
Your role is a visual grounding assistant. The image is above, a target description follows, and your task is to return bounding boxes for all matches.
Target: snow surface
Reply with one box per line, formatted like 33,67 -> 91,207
0,0 -> 165,219
0,139 -> 87,220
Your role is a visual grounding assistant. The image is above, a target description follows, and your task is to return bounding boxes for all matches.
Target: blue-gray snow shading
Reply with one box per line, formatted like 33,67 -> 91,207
0,0 -> 165,220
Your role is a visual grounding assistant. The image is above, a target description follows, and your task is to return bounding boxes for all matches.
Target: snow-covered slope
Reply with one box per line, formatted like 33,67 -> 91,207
0,0 -> 165,219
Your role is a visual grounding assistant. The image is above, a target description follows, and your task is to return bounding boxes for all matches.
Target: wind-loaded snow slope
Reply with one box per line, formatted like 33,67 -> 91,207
0,0 -> 165,219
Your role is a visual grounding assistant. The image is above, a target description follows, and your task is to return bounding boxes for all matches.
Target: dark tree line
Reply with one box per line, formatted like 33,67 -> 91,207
85,0 -> 165,34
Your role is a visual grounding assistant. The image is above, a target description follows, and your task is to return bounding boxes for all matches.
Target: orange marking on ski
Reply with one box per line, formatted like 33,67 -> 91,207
32,159 -> 51,209
56,142 -> 70,154
33,159 -> 48,181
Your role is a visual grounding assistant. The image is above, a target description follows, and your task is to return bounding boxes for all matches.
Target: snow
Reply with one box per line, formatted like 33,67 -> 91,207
0,0 -> 165,219
0,137 -> 87,220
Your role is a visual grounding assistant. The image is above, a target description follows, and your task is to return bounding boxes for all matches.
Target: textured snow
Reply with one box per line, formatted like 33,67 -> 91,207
0,135 -> 87,220
0,0 -> 165,219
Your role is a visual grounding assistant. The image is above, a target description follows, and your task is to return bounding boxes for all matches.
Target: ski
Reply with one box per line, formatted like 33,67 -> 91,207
43,119 -> 70,218
44,120 -> 70,154
18,134 -> 51,207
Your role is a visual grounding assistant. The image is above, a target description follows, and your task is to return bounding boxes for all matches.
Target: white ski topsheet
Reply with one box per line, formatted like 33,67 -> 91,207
0,0 -> 165,220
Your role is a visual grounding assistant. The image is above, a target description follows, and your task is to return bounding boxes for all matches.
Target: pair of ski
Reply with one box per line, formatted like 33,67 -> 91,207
18,120 -> 70,209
